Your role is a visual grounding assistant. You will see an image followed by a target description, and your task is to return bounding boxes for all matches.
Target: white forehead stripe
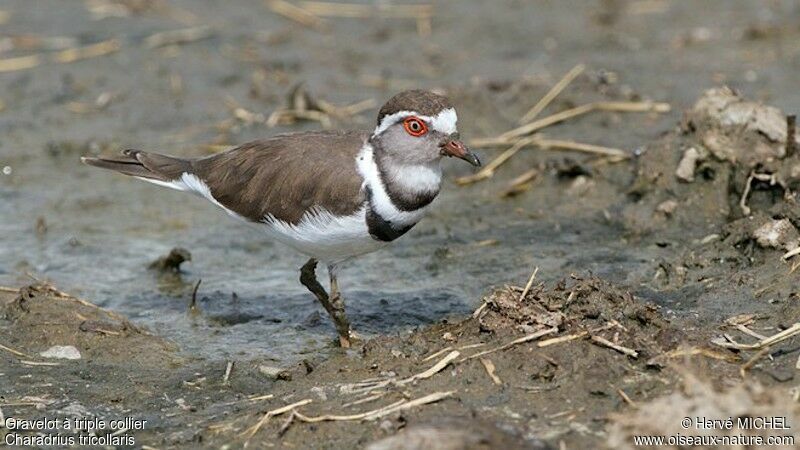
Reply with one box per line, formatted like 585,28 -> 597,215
373,108 -> 458,136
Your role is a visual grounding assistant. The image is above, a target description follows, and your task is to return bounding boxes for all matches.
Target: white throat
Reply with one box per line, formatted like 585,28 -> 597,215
383,160 -> 442,194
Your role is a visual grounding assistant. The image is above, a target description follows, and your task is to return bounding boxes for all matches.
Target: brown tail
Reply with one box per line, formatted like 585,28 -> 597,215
81,149 -> 193,182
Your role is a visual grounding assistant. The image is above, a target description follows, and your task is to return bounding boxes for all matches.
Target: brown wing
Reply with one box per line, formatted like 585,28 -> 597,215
191,131 -> 369,224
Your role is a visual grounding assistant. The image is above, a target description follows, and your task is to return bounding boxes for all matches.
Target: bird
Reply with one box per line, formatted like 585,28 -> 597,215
81,89 -> 480,348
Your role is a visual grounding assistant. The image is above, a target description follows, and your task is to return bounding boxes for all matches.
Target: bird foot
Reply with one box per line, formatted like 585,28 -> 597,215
337,329 -> 363,348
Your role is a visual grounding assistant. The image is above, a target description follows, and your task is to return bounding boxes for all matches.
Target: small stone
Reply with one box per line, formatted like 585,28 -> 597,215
752,219 -> 800,251
259,365 -> 291,381
566,175 -> 593,196
656,199 -> 679,216
39,345 -> 81,360
148,247 -> 192,272
675,147 -> 701,182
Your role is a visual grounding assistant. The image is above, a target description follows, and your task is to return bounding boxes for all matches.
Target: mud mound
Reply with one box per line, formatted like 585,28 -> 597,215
607,373 -> 799,450
624,87 -> 800,236
2,283 -> 176,364
476,276 -> 678,361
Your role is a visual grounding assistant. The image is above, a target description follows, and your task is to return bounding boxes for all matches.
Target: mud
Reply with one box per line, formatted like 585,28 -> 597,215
1,0 -> 800,449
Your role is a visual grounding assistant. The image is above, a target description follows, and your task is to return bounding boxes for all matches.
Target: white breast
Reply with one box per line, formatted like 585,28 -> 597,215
263,207 -> 386,264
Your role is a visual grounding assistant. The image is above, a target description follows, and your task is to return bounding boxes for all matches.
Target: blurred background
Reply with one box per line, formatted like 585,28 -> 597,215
1,0 -> 798,362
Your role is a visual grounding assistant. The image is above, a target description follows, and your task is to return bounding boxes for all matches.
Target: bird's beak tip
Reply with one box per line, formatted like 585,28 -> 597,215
443,139 -> 481,167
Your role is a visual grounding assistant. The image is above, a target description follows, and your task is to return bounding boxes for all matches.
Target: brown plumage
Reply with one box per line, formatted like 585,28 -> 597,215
194,131 -> 368,224
376,90 -> 452,125
83,130 -> 369,225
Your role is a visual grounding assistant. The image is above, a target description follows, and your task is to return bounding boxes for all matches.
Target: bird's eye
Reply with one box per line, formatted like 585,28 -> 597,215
403,117 -> 428,137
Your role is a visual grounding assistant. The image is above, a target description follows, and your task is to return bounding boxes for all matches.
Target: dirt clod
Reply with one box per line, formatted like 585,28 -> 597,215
149,247 -> 192,272
752,218 -> 799,252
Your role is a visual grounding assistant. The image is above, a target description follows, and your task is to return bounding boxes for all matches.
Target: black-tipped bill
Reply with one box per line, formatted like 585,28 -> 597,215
441,140 -> 481,166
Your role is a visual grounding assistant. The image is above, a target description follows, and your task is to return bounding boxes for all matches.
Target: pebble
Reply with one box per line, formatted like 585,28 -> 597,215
39,345 -> 81,360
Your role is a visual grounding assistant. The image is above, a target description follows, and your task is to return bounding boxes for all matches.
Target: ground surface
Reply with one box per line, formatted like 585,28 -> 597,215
1,1 -> 799,449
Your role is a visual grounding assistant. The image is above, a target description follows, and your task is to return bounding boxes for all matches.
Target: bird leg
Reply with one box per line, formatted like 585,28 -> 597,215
299,258 -> 351,348
327,265 -> 352,348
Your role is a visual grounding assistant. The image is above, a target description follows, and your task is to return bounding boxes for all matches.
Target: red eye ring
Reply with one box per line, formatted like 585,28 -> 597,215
403,117 -> 428,137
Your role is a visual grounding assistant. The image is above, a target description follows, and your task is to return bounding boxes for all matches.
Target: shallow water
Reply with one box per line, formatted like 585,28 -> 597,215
1,0 -> 798,363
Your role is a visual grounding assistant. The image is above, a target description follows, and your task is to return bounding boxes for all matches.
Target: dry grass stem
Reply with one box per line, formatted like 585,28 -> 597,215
735,324 -> 768,341
519,64 -> 585,123
20,360 -> 61,366
223,361 -> 234,384
739,172 -> 756,216
341,392 -> 386,408
533,138 -> 628,159
295,391 -> 455,424
739,346 -> 772,378
266,0 -> 328,31
0,54 -> 42,72
463,136 -> 629,187
341,350 -> 459,394
295,400 -> 404,423
145,26 -> 214,48
0,343 -> 32,358
502,103 -> 593,140
518,267 -> 540,302
658,346 -> 740,363
472,301 -> 489,318
617,388 -> 637,407
469,101 -> 670,146
457,343 -> 487,351
501,169 -> 539,197
537,331 -> 589,348
243,398 -> 313,439
52,39 -> 120,63
713,322 -> 800,350
455,137 -> 535,185
410,350 -> 459,381
459,327 -> 558,362
0,286 -> 19,293
782,247 -> 800,260
591,335 -> 639,358
480,358 -> 503,385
